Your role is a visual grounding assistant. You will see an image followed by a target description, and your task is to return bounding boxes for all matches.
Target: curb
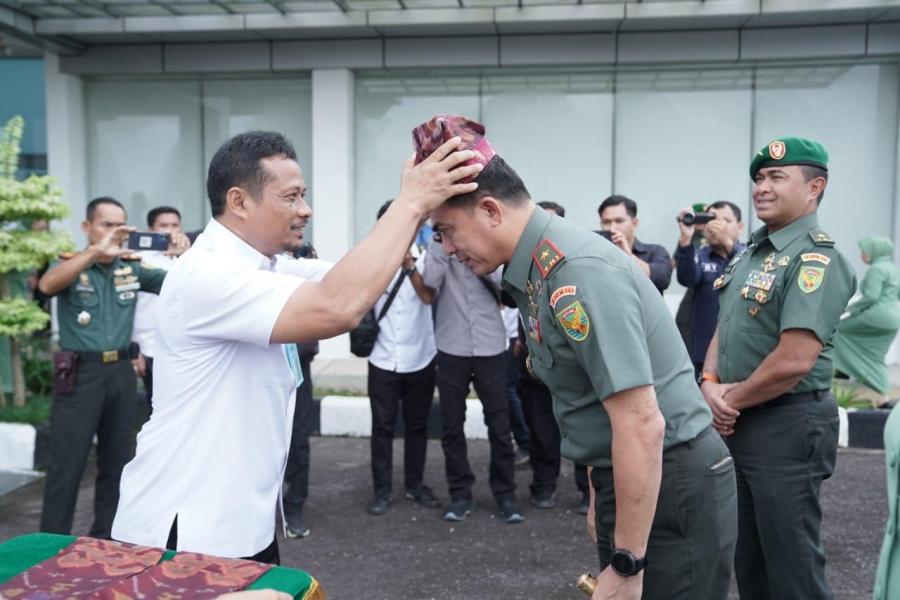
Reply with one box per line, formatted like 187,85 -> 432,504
0,422 -> 49,471
318,396 -> 487,440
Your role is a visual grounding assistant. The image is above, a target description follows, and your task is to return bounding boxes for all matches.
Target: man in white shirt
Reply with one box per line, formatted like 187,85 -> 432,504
130,206 -> 190,416
366,201 -> 440,516
112,130 -> 481,563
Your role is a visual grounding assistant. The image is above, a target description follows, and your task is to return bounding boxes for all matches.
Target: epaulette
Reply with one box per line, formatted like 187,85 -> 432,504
809,229 -> 835,247
58,251 -> 75,260
532,239 -> 565,279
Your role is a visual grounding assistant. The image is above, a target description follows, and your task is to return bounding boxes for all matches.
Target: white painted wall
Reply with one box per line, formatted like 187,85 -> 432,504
312,68 -> 355,359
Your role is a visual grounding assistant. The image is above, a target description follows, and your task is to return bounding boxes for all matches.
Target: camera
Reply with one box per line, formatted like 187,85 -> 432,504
680,211 -> 714,226
127,231 -> 170,251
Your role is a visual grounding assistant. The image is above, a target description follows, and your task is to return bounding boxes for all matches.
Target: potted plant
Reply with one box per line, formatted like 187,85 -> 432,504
0,115 -> 72,472
835,381 -> 892,450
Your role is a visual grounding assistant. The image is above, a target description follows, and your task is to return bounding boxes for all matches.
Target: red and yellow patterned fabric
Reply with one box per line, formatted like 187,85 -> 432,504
95,551 -> 272,599
0,537 -> 164,598
411,114 -> 495,182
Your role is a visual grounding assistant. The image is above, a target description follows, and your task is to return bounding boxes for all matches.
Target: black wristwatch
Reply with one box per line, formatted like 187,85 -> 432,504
403,265 -> 417,276
609,548 -> 647,577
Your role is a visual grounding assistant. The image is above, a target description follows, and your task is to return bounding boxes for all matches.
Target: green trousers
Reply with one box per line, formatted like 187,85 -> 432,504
592,427 -> 737,600
725,392 -> 838,600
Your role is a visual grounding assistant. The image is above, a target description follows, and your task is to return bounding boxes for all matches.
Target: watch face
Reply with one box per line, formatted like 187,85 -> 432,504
610,550 -> 637,576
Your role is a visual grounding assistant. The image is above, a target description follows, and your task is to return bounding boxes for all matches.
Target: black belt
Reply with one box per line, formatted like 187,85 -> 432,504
743,389 -> 831,413
74,347 -> 132,364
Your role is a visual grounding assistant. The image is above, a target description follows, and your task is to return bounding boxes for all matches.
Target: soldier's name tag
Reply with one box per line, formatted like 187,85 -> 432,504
115,282 -> 140,292
549,285 -> 576,309
114,275 -> 138,286
75,284 -> 95,293
801,252 -> 831,266
118,291 -> 136,301
744,270 -> 776,291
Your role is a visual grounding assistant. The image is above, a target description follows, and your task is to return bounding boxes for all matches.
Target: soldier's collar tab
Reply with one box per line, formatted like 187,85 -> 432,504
532,239 -> 566,279
504,206 -> 551,292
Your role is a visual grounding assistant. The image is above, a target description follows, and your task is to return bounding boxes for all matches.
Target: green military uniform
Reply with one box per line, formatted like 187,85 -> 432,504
502,207 -> 737,600
40,255 -> 166,539
715,137 -> 856,600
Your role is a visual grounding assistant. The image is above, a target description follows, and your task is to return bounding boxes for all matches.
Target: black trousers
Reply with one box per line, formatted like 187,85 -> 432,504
726,393 -> 838,600
436,351 -> 515,502
283,356 -> 314,517
40,360 -> 137,539
368,360 -> 436,498
593,427 -> 737,600
517,377 -> 560,495
165,517 -> 280,565
141,355 -> 154,417
517,375 -> 589,495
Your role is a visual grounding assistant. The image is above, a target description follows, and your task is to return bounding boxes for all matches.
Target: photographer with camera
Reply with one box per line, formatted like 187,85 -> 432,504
131,206 -> 191,416
598,195 -> 672,293
674,202 -> 744,377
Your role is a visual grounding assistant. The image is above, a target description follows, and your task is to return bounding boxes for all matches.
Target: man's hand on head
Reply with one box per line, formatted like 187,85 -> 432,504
395,137 -> 482,217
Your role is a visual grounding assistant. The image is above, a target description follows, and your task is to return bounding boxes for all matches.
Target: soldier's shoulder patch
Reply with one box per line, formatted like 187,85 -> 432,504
58,251 -> 75,260
798,265 -> 826,293
809,229 -> 835,247
532,239 -> 565,279
556,299 -> 590,342
801,252 -> 831,266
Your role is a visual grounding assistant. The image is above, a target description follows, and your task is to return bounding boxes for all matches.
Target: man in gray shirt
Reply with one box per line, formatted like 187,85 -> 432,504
423,240 -> 522,524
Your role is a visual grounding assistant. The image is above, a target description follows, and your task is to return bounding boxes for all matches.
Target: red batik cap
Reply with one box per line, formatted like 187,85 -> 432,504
412,114 -> 496,183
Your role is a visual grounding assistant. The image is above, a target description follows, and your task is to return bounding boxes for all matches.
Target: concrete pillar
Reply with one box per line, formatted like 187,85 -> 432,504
44,52 -> 87,246
311,68 -> 354,359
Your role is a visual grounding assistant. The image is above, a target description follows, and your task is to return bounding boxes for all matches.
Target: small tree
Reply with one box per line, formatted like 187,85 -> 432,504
0,116 -> 73,407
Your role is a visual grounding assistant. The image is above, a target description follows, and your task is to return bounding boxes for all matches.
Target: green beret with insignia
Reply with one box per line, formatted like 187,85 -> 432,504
749,136 -> 829,180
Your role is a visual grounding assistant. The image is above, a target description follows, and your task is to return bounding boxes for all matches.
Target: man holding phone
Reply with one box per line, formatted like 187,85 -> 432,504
37,196 -> 168,539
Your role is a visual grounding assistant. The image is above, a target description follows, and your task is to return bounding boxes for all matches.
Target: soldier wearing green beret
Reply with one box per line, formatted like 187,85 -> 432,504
424,116 -> 737,600
700,137 -> 856,599
37,197 -> 170,539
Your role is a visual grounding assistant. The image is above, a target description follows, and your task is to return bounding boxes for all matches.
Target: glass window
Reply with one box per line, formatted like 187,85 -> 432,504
613,69 -> 754,286
353,72 -> 480,241
754,64 -> 900,278
86,77 -> 313,235
87,81 -> 205,230
481,71 -> 614,227
0,58 -> 47,175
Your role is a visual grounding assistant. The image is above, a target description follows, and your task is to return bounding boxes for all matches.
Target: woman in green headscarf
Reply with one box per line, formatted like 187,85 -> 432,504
833,237 -> 900,405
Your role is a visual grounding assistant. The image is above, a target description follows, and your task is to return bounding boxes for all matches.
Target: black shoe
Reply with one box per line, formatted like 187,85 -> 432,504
530,490 -> 556,509
285,511 -> 310,539
578,491 -> 590,515
367,496 -> 391,516
514,447 -> 530,468
443,498 -> 474,522
405,485 -> 442,508
498,497 -> 525,524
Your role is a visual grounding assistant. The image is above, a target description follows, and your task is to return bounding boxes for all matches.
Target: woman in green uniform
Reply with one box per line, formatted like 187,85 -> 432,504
833,237 -> 900,406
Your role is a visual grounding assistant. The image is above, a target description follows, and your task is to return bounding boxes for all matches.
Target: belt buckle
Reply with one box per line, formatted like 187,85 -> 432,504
102,350 -> 119,363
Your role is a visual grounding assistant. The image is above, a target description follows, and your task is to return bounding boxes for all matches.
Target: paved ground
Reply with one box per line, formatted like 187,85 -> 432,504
0,438 -> 889,599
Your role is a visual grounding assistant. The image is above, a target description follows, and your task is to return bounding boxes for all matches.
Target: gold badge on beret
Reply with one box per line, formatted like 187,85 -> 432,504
768,140 -> 786,160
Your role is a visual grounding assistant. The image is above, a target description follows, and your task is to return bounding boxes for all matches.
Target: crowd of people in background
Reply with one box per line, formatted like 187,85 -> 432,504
18,124 -> 900,600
